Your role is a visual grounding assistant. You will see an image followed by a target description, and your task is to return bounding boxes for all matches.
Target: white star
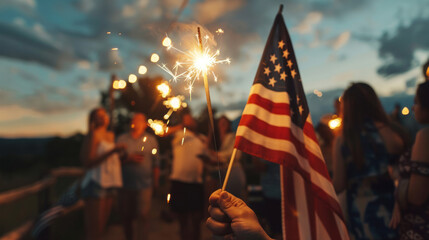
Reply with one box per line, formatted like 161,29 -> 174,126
287,60 -> 293,69
299,105 -> 304,115
297,95 -> 301,102
280,72 -> 287,81
291,69 -> 297,79
264,67 -> 271,76
270,54 -> 277,64
278,40 -> 285,49
268,77 -> 276,87
283,49 -> 290,59
274,63 -> 282,73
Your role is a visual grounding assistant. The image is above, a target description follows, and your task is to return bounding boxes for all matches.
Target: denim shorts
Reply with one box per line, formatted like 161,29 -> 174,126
81,180 -> 117,199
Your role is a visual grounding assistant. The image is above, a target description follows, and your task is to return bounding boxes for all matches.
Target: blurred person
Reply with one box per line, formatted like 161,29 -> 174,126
332,82 -> 404,239
390,81 -> 429,239
423,59 -> 429,81
204,116 -> 246,199
117,113 -> 159,240
168,110 -> 207,240
206,190 -> 273,240
80,108 -> 125,240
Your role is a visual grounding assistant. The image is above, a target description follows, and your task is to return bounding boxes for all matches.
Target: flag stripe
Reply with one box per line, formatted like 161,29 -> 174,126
294,171 -> 312,240
235,135 -> 343,215
239,104 -> 320,153
282,166 -> 299,240
236,124 -> 330,180
315,198 -> 343,240
247,94 -> 290,115
247,83 -> 290,104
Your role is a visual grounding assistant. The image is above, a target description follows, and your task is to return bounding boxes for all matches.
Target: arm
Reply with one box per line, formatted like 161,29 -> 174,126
81,132 -> 124,169
407,129 -> 429,206
332,136 -> 347,193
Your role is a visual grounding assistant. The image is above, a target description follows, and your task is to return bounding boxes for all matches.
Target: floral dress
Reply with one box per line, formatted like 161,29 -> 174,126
342,121 -> 397,240
398,151 -> 429,240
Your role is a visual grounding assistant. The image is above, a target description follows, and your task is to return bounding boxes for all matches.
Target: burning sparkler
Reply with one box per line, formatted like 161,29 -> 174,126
157,82 -> 171,98
163,95 -> 186,120
148,119 -> 167,136
157,28 -> 230,100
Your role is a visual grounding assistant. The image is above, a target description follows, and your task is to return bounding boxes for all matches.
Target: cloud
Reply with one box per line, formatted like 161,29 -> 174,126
377,16 -> 429,77
293,12 -> 323,34
0,105 -> 43,122
194,0 -> 244,24
0,0 -> 36,13
328,31 -> 351,50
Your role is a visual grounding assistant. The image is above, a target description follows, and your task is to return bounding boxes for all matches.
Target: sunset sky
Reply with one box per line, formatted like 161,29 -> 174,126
0,0 -> 428,137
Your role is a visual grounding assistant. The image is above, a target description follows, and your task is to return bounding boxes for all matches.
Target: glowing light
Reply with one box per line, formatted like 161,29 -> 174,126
426,66 -> 429,78
329,117 -> 342,130
107,32 -> 111,35
157,83 -> 171,98
156,33 -> 230,98
138,65 -> 148,75
167,193 -> 171,204
162,37 -> 172,47
164,96 -> 184,111
118,80 -> 127,89
181,127 -> 186,145
182,102 -> 187,108
112,80 -> 120,89
143,136 -> 147,142
151,53 -> 160,63
216,28 -> 224,34
111,48 -> 118,51
313,89 -> 323,97
128,74 -> 137,83
148,119 -> 166,136
402,107 -> 410,115
152,148 -> 157,155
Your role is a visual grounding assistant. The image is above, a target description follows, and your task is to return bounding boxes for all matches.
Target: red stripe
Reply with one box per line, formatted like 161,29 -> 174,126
247,94 -> 290,115
304,172 -> 317,240
237,115 -> 331,180
314,197 -> 343,240
235,136 -> 345,220
303,120 -> 319,144
282,165 -> 300,240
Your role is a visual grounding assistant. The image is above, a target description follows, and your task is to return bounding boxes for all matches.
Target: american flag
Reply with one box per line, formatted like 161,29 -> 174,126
234,6 -> 349,240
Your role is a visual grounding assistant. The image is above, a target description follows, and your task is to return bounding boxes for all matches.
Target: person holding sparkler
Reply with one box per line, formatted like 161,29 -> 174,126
80,108 -> 125,240
117,113 -> 160,240
167,109 -> 207,240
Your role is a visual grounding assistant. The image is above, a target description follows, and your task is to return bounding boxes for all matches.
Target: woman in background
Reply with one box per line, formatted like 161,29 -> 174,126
80,108 -> 125,240
332,83 -> 404,239
391,81 -> 429,239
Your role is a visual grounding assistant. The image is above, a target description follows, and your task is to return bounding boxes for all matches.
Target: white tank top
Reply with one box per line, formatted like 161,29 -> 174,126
81,141 -> 123,188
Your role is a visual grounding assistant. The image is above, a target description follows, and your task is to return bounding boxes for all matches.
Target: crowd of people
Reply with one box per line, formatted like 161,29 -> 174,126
78,62 -> 429,240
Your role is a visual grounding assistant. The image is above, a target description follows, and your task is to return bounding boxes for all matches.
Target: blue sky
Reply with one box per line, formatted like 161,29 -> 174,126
0,0 -> 428,137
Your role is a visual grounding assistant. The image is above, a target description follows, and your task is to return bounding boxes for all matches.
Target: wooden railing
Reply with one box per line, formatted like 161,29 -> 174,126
0,167 -> 84,240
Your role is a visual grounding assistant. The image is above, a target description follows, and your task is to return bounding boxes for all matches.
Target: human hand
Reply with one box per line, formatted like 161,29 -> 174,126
389,201 -> 401,229
206,190 -> 272,240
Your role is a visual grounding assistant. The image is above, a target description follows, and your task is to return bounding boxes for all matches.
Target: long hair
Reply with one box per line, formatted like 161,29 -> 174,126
416,81 -> 429,110
342,82 -> 389,168
87,107 -> 105,133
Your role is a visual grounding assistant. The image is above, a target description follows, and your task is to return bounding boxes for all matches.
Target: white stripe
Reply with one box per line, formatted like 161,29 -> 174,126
236,126 -> 338,201
294,172 -> 311,240
335,212 -> 350,240
241,104 -> 324,161
315,212 -> 331,240
249,83 -> 290,104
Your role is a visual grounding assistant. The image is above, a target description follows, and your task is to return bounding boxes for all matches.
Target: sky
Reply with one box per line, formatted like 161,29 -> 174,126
0,0 -> 428,138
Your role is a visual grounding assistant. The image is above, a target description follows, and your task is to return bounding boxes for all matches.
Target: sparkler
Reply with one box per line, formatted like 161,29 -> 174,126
148,119 -> 167,136
128,74 -> 137,83
157,28 -> 230,101
156,83 -> 171,98
163,95 -> 186,120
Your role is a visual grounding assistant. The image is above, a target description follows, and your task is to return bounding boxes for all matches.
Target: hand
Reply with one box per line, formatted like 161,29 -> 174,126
206,190 -> 272,240
389,201 -> 401,229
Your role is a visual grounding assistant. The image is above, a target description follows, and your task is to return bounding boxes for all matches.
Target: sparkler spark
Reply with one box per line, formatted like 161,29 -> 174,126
157,83 -> 171,98
167,193 -> 171,204
157,31 -> 230,98
151,53 -> 160,63
148,119 -> 167,136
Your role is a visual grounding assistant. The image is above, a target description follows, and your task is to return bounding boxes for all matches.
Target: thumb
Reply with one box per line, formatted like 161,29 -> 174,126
218,191 -> 245,219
